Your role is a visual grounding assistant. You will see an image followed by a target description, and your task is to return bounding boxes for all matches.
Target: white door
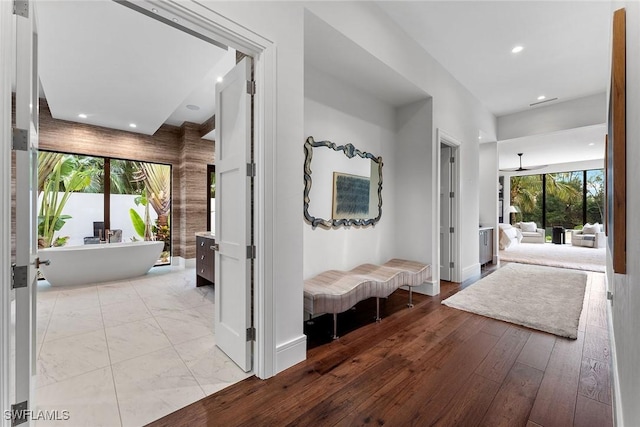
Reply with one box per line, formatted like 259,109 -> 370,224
12,1 -> 39,424
214,57 -> 253,372
440,145 -> 452,281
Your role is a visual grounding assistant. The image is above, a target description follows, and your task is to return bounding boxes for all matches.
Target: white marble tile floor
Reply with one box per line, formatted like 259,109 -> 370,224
34,266 -> 252,427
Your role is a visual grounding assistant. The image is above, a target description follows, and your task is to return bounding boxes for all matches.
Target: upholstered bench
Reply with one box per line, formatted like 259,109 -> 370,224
304,259 -> 431,338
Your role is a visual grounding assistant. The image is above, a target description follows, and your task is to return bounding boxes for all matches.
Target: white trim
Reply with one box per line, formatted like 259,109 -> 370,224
403,280 -> 440,297
170,256 -> 196,269
1,2 -> 13,424
436,129 -> 462,283
606,286 -> 624,426
275,335 -> 306,374
462,263 -> 481,282
139,1 -> 278,379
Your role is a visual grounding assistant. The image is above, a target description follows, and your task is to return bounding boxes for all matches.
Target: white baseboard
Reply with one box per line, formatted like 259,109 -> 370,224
606,289 -> 624,426
404,280 -> 440,296
462,263 -> 481,282
171,256 -> 196,268
276,335 -> 307,374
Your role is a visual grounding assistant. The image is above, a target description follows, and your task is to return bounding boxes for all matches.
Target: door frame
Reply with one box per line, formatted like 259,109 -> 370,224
1,2 -> 13,424
0,4 -> 278,404
130,0 -> 277,379
436,129 -> 461,283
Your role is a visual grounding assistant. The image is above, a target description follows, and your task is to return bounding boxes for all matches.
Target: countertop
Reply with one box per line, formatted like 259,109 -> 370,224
195,232 -> 216,239
478,226 -> 494,231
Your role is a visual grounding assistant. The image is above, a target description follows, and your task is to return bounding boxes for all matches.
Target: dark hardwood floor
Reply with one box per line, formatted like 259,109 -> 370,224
148,264 -> 613,427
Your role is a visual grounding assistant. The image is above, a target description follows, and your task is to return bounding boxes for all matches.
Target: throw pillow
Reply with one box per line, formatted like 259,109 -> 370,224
582,223 -> 600,235
521,222 -> 537,232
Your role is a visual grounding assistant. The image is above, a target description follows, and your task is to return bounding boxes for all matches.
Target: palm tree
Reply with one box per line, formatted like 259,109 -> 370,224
133,162 -> 171,228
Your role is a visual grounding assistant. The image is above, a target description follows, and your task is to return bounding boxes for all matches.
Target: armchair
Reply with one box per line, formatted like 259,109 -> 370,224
571,223 -> 605,248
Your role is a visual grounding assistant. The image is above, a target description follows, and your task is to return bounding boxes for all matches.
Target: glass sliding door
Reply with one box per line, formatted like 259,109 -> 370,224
586,169 -> 605,225
37,152 -> 104,248
545,171 -> 583,236
37,150 -> 172,265
510,174 -> 543,226
110,159 -> 171,264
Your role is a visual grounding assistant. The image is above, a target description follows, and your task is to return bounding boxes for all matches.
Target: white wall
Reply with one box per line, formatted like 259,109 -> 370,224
498,93 -> 607,140
479,142 -> 498,261
305,2 -> 497,284
304,65 -> 396,277
395,99 -> 433,268
609,2 -> 640,425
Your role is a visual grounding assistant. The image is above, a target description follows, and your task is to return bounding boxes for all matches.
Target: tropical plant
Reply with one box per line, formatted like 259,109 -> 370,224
38,154 -> 96,248
133,163 -> 171,229
129,188 -> 154,241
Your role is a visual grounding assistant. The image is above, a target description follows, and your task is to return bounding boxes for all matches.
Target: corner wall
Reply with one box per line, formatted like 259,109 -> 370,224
303,66 -> 397,277
609,2 -> 640,424
479,142 -> 498,261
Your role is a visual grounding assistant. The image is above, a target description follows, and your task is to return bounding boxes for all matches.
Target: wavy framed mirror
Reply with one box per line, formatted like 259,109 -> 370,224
304,136 -> 383,229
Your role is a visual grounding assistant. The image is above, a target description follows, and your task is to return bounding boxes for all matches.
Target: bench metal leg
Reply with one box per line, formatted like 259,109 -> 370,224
375,298 -> 381,322
333,313 -> 338,340
407,286 -> 414,308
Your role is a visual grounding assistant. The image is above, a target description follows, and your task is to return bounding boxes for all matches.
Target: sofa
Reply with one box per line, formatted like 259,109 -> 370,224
571,223 -> 605,248
498,223 -> 522,250
514,222 -> 546,244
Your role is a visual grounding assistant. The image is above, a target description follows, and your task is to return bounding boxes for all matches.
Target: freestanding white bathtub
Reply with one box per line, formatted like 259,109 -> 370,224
38,241 -> 164,287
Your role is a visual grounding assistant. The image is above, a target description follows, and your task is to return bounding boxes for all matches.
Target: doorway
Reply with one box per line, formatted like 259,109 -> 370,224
437,130 -> 461,283
4,1 -> 277,425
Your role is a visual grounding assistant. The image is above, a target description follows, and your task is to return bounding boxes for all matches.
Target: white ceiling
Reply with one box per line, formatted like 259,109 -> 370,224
498,124 -> 606,170
37,1 -> 235,136
35,1 -> 610,169
376,1 -> 611,117
305,11 -> 429,108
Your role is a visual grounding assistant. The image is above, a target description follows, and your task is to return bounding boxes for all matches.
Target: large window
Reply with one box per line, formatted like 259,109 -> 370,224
510,168 -> 604,235
37,151 -> 171,264
510,174 -> 543,226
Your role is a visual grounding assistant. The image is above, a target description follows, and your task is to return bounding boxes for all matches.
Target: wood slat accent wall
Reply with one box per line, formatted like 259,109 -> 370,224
10,97 -> 213,261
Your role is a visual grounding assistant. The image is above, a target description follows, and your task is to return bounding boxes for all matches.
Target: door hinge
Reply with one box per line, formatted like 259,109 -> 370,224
449,227 -> 454,233
449,262 -> 455,269
246,80 -> 256,95
13,0 -> 28,18
246,245 -> 256,259
246,327 -> 256,342
449,157 -> 455,163
11,400 -> 28,426
246,163 -> 256,177
11,264 -> 28,289
449,191 -> 454,198
12,128 -> 28,151
607,291 -> 614,302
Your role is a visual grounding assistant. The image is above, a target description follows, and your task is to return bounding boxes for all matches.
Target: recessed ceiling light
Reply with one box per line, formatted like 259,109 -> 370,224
151,8 -> 158,13
129,123 -> 137,128
216,76 -> 223,83
589,143 -> 595,146
511,45 -> 524,54
78,113 -> 87,119
172,18 -> 178,23
186,104 -> 200,111
537,95 -> 546,101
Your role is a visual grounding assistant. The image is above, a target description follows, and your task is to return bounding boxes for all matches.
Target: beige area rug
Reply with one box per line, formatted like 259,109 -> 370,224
499,242 -> 605,272
442,263 -> 588,339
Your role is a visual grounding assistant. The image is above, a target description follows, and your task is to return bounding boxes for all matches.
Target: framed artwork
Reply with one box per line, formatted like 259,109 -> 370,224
332,172 -> 370,219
